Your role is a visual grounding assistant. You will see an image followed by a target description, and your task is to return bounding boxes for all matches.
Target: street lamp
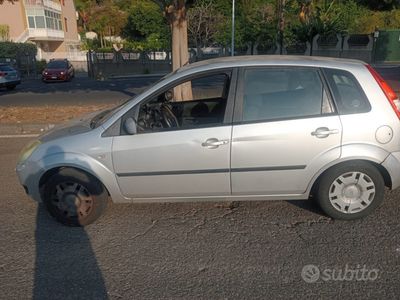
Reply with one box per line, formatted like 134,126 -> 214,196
231,0 -> 235,56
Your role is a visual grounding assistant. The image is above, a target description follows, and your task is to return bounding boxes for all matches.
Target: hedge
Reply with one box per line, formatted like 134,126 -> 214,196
0,41 -> 37,58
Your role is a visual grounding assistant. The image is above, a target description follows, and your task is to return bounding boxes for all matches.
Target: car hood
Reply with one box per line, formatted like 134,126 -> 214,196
39,110 -> 100,143
44,69 -> 67,74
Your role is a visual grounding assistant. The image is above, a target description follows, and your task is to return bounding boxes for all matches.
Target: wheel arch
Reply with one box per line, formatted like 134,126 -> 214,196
38,166 -> 111,197
309,159 -> 392,197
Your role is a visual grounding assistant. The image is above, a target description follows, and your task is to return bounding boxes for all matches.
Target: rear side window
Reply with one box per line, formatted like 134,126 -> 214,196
242,68 -> 333,122
323,68 -> 371,114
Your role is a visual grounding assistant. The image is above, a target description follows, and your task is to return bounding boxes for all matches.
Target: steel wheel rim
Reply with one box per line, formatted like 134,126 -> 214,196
50,182 -> 94,219
328,171 -> 376,214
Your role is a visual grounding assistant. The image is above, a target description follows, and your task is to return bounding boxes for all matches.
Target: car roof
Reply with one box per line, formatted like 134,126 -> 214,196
178,55 -> 366,74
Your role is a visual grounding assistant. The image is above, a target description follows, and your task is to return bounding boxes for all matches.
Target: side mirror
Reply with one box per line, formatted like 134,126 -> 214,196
123,117 -> 137,135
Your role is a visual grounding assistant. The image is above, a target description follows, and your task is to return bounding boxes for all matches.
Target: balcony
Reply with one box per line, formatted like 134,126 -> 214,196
28,28 -> 64,41
24,0 -> 61,11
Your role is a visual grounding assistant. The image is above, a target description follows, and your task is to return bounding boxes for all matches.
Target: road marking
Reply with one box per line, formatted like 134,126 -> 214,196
0,134 -> 39,138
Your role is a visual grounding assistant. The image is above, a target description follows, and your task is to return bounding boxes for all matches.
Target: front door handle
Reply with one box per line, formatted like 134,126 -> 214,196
201,138 -> 229,149
311,127 -> 339,138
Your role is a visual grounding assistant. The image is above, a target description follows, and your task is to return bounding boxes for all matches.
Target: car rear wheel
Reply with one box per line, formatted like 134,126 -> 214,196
316,161 -> 384,220
42,168 -> 108,226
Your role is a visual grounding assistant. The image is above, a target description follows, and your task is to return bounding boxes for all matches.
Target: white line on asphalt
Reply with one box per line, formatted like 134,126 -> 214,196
0,134 -> 39,138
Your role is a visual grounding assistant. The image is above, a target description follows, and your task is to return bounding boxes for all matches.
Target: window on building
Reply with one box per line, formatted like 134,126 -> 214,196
27,9 -> 62,30
28,16 -> 35,28
64,17 -> 68,32
35,16 -> 45,28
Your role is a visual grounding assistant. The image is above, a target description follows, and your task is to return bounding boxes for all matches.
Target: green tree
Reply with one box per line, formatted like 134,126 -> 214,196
122,0 -> 169,48
187,0 -> 225,55
86,1 -> 127,48
290,0 -> 345,54
0,24 -> 9,41
238,0 -> 276,53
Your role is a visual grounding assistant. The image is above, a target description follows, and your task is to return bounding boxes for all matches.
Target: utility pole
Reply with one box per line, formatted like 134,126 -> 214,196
231,0 -> 235,56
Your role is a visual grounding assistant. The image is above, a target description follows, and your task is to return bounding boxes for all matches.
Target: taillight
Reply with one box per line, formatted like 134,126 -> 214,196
0,72 -> 5,77
367,64 -> 400,119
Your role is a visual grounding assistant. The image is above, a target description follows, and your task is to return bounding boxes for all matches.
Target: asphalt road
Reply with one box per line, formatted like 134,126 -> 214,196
1,137 -> 400,299
0,76 -> 162,106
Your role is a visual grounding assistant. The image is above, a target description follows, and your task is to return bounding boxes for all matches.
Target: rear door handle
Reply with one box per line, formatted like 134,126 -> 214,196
311,127 -> 339,138
201,138 -> 229,149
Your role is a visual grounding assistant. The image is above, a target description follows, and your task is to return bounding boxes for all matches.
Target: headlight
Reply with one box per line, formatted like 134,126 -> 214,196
60,72 -> 64,75
18,140 -> 41,163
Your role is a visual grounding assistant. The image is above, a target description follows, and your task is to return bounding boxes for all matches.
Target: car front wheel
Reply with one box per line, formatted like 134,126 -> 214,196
42,168 -> 108,226
316,161 -> 385,220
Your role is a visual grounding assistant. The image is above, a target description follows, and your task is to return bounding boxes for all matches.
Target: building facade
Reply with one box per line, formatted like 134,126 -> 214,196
0,0 -> 80,61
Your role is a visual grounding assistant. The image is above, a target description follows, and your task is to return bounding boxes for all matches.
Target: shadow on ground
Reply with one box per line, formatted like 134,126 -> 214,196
33,204 -> 108,300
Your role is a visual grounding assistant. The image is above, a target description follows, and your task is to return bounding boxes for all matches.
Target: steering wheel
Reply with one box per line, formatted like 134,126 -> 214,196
161,104 -> 179,128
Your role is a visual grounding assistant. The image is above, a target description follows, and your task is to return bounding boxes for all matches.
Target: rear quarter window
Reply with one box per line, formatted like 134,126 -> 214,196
323,68 -> 371,114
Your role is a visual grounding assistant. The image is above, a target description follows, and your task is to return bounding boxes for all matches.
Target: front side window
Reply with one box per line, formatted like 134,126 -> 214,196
125,72 -> 231,134
242,68 -> 332,122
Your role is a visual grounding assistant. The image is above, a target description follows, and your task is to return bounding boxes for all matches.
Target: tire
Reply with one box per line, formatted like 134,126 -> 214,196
6,85 -> 16,90
42,168 -> 108,226
316,161 -> 385,220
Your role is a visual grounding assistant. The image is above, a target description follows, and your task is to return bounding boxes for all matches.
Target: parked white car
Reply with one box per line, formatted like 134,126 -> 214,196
0,64 -> 21,90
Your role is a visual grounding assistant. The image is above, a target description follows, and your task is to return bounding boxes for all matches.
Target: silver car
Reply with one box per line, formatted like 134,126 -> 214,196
0,64 -> 21,90
16,56 -> 400,226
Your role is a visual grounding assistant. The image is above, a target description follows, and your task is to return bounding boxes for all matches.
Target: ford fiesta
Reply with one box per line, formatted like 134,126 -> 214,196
16,56 -> 400,226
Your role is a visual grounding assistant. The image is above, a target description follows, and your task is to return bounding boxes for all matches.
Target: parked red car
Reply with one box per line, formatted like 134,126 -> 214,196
42,59 -> 74,82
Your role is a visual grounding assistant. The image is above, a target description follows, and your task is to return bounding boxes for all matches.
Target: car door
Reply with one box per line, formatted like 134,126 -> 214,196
112,69 -> 237,198
231,67 -> 342,195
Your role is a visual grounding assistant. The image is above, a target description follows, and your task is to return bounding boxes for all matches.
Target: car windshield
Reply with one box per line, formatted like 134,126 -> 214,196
0,65 -> 15,71
90,70 -> 178,129
46,61 -> 67,69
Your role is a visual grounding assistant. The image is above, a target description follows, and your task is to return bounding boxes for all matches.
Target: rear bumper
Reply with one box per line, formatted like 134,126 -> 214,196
382,151 -> 400,190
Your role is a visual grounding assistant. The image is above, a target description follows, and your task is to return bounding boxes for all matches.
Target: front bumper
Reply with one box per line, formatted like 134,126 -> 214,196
16,160 -> 43,202
42,74 -> 67,81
